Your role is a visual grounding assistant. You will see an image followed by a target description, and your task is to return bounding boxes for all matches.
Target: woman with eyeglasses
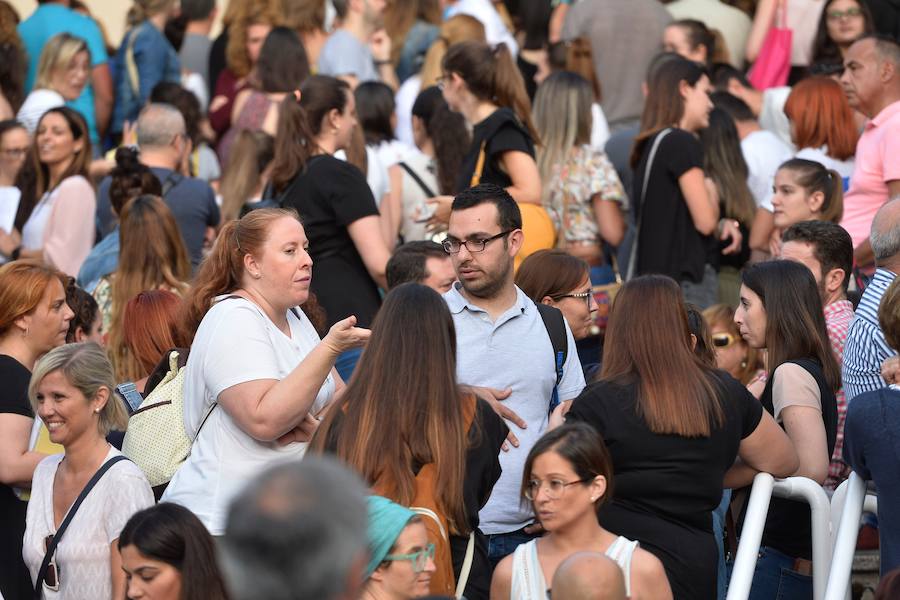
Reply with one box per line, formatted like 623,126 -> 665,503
732,260 -> 839,598
491,423 -> 671,600
703,304 -> 767,398
558,275 -> 798,600
23,343 -> 153,599
811,0 -> 874,70
364,496 -> 437,600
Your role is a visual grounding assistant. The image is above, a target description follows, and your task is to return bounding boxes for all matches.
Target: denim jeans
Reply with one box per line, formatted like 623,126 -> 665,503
680,263 -> 719,309
486,528 -> 540,567
334,347 -> 363,382
727,546 -> 812,600
712,489 -> 732,600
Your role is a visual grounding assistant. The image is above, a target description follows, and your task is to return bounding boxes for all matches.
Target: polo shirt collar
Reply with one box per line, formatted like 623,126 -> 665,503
870,99 -> 900,130
444,282 -> 530,316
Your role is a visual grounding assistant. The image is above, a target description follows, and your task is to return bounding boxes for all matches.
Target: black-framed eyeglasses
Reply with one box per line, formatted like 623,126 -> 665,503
442,230 -> 513,254
44,534 -> 60,591
525,477 -> 591,500
551,290 -> 592,307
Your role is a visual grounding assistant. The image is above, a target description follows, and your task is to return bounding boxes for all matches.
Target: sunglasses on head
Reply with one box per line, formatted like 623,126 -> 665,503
712,332 -> 737,348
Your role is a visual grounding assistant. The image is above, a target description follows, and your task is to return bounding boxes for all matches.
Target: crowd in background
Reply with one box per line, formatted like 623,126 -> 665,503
1,0 -> 900,599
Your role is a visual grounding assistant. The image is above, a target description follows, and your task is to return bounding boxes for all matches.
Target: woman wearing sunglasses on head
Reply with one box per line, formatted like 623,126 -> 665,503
491,423 -> 671,600
703,304 -> 767,398
364,496 -> 437,600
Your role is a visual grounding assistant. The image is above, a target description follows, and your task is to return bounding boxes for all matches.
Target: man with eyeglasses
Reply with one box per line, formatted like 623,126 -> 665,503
442,183 -> 585,566
780,220 -> 855,489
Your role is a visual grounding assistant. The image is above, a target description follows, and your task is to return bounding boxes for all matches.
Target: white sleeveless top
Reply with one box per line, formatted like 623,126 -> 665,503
510,536 -> 638,599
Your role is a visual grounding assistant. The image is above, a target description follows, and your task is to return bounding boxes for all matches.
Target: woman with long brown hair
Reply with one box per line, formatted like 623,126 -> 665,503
436,40 -> 555,268
558,275 -> 798,600
311,283 -> 508,600
732,260 -> 840,598
162,208 -> 369,535
630,56 -> 732,308
93,194 -> 191,382
15,107 -> 95,276
270,75 -> 391,378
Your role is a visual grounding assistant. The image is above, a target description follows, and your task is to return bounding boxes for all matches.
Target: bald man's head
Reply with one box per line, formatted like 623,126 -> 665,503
871,198 -> 900,269
551,552 -> 627,600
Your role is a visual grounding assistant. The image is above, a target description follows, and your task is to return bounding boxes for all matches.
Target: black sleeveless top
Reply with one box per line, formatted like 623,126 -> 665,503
755,358 -> 837,559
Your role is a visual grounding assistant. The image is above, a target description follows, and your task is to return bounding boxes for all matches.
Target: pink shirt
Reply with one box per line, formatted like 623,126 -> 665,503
840,100 -> 900,249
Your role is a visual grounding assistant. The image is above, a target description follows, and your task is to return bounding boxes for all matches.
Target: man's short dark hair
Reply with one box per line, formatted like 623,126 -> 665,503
180,0 -> 216,21
710,91 -> 756,123
451,183 -> 522,232
782,221 -> 854,294
386,241 -> 447,289
332,0 -> 349,19
711,62 -> 752,91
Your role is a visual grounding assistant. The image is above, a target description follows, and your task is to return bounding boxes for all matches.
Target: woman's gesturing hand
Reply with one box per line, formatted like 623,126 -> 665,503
322,315 -> 371,355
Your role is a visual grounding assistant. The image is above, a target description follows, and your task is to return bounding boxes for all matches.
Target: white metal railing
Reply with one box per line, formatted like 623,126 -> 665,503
726,473 -> 833,600
824,473 -> 878,600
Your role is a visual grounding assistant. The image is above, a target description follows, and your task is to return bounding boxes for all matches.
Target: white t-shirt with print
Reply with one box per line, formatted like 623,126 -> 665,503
23,447 -> 154,599
162,296 -> 334,535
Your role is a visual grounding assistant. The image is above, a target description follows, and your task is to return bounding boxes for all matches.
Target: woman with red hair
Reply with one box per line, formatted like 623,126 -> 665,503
119,289 -> 184,393
783,76 -> 858,186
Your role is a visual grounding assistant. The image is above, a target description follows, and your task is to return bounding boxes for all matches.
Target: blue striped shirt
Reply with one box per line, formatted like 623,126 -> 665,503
843,269 -> 898,401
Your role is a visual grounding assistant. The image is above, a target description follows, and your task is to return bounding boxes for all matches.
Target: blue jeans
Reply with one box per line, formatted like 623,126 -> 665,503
729,546 -> 812,600
486,528 -> 539,567
712,489 -> 732,600
334,347 -> 363,382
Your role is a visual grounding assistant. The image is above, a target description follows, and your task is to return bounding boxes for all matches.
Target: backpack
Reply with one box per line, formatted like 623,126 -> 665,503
372,394 -> 477,598
121,348 -> 215,494
535,303 -> 568,412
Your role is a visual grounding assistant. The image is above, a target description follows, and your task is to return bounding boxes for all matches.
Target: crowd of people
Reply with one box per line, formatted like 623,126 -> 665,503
0,0 -> 899,599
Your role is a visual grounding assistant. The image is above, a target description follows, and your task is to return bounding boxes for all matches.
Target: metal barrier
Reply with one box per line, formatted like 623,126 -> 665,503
824,473 -> 878,600
726,473 -> 833,600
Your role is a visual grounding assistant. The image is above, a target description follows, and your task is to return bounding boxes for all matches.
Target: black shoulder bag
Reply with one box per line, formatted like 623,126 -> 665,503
33,455 -> 129,599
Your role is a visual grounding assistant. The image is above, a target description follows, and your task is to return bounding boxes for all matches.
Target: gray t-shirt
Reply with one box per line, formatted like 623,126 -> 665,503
179,33 -> 212,89
561,0 -> 672,128
444,284 -> 586,535
317,29 -> 380,84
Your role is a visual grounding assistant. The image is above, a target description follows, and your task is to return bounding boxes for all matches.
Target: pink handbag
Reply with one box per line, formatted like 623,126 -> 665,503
748,0 -> 792,90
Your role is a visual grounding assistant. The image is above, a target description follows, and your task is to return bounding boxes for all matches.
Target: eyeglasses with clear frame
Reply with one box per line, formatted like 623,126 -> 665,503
384,542 -> 436,573
827,7 -> 862,20
43,534 -> 60,592
442,230 -> 513,254
525,477 -> 591,501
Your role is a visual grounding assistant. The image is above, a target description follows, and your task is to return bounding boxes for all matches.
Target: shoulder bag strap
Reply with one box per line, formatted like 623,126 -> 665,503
469,141 -> 487,187
160,171 -> 183,198
535,303 -> 568,413
34,455 -> 129,599
625,128 -> 671,281
398,161 -> 437,198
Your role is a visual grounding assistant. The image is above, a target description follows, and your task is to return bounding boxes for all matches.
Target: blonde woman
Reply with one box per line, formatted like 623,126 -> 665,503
533,71 -> 627,270
16,33 -> 90,135
92,195 -> 191,382
23,342 -> 153,599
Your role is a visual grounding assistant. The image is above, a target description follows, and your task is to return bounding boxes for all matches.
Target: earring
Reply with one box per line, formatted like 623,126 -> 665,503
253,272 -> 262,279
333,126 -> 340,135
94,408 -> 100,414
740,360 -> 748,369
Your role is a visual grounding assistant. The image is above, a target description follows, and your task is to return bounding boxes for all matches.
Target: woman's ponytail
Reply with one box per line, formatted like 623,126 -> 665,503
491,43 -> 540,144
269,94 -> 315,193
822,168 -> 844,224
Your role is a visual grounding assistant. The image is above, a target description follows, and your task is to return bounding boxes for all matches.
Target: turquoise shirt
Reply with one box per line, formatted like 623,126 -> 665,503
18,3 -> 108,147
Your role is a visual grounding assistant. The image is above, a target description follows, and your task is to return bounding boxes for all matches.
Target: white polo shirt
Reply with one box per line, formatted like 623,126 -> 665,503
444,284 -> 585,534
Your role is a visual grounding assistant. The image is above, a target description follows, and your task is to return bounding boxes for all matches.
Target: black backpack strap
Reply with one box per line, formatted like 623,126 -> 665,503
34,455 -> 129,599
160,171 -> 183,198
398,161 -> 437,198
536,303 -> 567,411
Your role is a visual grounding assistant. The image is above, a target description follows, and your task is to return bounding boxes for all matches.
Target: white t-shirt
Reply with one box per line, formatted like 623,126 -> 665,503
795,146 -> 855,181
23,448 -> 154,599
445,0 -> 518,56
741,129 -> 793,209
759,87 -> 794,151
591,103 -> 611,151
162,296 -> 334,535
17,89 -> 65,134
395,75 -> 422,147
